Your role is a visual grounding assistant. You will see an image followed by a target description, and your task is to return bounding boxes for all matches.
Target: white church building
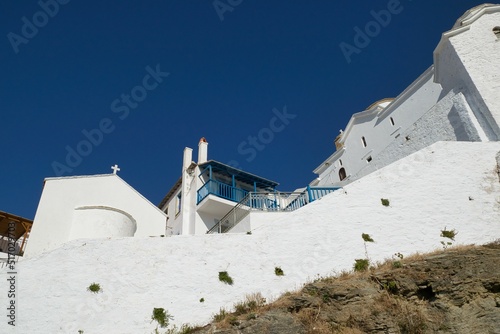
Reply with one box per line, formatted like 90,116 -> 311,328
24,173 -> 167,257
312,3 -> 500,187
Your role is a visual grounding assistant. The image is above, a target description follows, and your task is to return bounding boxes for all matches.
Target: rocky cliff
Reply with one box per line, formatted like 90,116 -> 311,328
193,242 -> 500,334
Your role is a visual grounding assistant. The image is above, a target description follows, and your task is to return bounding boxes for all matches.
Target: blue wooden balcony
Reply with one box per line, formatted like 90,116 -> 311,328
197,179 -> 249,204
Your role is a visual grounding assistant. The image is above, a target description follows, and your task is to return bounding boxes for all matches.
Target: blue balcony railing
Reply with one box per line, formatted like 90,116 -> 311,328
306,186 -> 342,202
207,186 -> 342,234
197,179 -> 249,204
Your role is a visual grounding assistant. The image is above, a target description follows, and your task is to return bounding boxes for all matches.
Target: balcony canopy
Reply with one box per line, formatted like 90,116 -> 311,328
0,210 -> 32,240
199,160 -> 279,190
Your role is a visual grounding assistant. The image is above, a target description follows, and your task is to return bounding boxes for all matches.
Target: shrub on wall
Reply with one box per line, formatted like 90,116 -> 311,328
440,227 -> 458,249
219,271 -> 234,285
151,307 -> 173,328
354,259 -> 369,272
87,283 -> 101,293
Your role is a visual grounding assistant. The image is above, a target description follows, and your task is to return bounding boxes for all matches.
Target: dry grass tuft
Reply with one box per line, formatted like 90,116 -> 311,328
233,292 -> 266,315
377,291 -> 429,334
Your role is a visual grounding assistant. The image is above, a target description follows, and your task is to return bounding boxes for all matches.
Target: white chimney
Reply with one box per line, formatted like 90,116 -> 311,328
183,147 -> 193,172
198,137 -> 208,164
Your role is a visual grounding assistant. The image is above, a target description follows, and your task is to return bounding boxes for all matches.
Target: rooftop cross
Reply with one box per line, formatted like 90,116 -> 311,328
111,164 -> 121,174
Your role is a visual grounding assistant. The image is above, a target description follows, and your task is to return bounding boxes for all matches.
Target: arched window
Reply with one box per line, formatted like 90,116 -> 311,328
339,168 -> 347,181
361,136 -> 367,147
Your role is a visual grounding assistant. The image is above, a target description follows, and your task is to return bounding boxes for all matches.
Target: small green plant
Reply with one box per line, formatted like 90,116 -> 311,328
219,271 -> 234,285
87,283 -> 101,293
381,198 -> 390,206
441,228 -> 457,240
440,228 -> 458,250
385,280 -> 398,293
213,308 -> 228,322
354,259 -> 369,272
151,307 -> 173,329
199,297 -> 205,303
274,266 -> 284,276
362,233 -> 374,242
246,231 -> 252,235
361,233 -> 375,264
78,331 -> 84,334
392,261 -> 402,268
392,252 -> 404,268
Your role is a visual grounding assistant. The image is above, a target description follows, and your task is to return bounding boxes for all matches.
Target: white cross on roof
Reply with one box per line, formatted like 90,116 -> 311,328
111,164 -> 121,174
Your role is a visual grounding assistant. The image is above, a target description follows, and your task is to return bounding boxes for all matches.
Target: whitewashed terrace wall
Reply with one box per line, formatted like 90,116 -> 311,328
3,142 -> 500,333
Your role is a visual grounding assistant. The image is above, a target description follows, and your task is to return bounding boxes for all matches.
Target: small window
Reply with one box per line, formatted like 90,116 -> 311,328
175,192 -> 182,215
390,117 -> 395,126
339,159 -> 343,166
405,135 -> 410,141
361,136 -> 367,147
493,26 -> 500,38
339,167 -> 347,181
366,156 -> 372,163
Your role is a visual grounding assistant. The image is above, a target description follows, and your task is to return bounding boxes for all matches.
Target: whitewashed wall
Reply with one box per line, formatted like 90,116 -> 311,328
316,69 -> 443,186
3,141 -> 500,333
351,90 -> 485,180
70,206 -> 137,239
315,8 -> 500,187
435,9 -> 500,139
24,174 -> 167,257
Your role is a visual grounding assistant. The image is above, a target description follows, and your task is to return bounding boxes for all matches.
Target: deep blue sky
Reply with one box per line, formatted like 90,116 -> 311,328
0,0 -> 487,219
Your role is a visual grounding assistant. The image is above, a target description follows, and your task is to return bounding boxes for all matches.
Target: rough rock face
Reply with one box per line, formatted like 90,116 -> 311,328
192,243 -> 500,334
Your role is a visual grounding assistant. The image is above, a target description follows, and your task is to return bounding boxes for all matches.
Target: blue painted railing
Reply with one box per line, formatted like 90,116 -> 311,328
307,186 -> 342,202
197,179 -> 249,204
207,186 -> 342,234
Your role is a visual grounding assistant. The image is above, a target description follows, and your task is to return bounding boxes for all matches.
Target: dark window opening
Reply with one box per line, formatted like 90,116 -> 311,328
339,159 -> 343,166
405,135 -> 410,141
493,26 -> 500,38
390,117 -> 395,126
366,156 -> 372,163
361,136 -> 367,147
339,167 -> 347,181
